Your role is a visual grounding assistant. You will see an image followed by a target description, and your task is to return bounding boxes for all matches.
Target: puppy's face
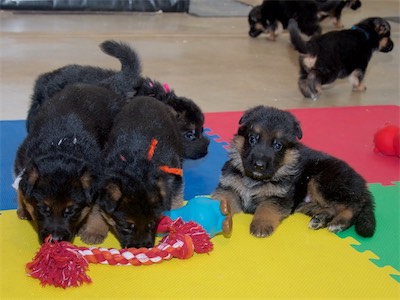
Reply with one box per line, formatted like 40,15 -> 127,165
137,80 -> 209,160
372,18 -> 394,53
98,168 -> 169,248
18,162 -> 94,243
234,106 -> 302,181
248,5 -> 265,37
167,97 -> 210,160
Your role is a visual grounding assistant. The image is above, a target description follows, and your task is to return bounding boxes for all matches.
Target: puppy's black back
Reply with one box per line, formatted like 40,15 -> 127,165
105,96 -> 183,164
17,84 -> 123,175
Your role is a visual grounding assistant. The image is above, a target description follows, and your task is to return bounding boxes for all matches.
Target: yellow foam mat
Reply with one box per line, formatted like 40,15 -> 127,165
1,209 -> 399,299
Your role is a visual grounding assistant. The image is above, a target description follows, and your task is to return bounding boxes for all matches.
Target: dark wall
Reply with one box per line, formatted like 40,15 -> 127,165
0,0 -> 189,12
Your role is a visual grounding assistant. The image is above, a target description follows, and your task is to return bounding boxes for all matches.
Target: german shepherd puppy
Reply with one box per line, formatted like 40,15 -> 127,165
248,0 -> 321,40
288,17 -> 394,100
27,40 -> 209,160
14,83 -> 124,243
97,96 -> 184,248
212,106 -> 376,238
316,0 -> 362,28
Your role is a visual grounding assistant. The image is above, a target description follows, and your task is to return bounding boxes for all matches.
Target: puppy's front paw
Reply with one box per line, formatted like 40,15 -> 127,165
352,84 -> 367,92
78,226 -> 108,245
309,214 -> 329,230
250,220 -> 275,238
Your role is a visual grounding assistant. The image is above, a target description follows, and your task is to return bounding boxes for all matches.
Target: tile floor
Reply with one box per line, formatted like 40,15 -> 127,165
0,0 -> 399,121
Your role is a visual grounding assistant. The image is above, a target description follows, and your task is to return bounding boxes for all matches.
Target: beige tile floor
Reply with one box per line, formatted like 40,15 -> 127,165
0,0 -> 399,121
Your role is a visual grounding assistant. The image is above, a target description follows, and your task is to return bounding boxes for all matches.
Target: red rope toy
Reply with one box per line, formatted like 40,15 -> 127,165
27,216 -> 212,289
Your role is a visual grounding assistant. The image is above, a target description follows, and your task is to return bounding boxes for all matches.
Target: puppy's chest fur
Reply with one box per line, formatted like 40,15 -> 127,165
220,160 -> 296,214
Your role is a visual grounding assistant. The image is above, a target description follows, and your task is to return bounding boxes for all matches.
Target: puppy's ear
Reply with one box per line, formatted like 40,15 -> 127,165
100,182 -> 122,214
294,121 -> 303,140
239,105 -> 265,126
80,169 -> 96,202
21,164 -> 40,198
374,18 -> 390,36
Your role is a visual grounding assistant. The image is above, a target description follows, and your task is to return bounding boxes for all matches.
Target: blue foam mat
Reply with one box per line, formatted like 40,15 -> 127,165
0,120 -> 227,210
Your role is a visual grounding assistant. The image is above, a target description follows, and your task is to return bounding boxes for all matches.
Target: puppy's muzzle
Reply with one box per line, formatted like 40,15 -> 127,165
380,39 -> 394,53
40,227 -> 73,243
249,28 -> 263,38
244,154 -> 274,180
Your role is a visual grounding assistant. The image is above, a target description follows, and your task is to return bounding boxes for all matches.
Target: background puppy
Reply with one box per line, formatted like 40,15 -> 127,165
28,40 -> 209,160
289,17 -> 394,100
248,0 -> 321,40
136,78 -> 210,160
212,106 -> 376,238
316,0 -> 362,28
98,96 -> 184,248
14,83 -> 124,243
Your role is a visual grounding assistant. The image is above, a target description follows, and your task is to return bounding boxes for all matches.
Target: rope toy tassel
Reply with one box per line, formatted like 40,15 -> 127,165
26,236 -> 91,289
26,217 -> 212,288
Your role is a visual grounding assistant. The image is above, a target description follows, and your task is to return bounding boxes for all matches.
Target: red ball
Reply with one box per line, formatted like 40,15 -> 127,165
393,132 -> 400,157
373,125 -> 400,156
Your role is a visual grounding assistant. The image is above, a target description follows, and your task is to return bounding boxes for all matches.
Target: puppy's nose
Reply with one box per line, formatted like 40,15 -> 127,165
253,160 -> 265,171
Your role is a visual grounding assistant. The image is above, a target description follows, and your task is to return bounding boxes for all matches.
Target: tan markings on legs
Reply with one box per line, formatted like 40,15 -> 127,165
302,56 -> 317,70
250,202 -> 287,238
349,69 -> 367,92
328,205 -> 354,233
78,204 -> 109,244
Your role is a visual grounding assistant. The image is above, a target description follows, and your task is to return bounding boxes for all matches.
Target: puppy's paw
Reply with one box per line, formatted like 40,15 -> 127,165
309,215 -> 328,230
327,223 -> 345,233
250,220 -> 275,238
78,226 -> 108,245
327,218 -> 351,233
352,84 -> 367,92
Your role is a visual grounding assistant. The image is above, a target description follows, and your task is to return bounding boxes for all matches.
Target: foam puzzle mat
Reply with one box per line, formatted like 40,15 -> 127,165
0,106 -> 399,298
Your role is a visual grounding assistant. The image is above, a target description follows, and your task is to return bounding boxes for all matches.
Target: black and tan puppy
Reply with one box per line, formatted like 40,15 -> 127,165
136,79 -> 209,159
316,0 -> 362,28
289,17 -> 394,100
212,106 -> 376,238
97,96 -> 184,248
248,0 -> 321,40
28,40 -> 209,160
14,83 -> 124,243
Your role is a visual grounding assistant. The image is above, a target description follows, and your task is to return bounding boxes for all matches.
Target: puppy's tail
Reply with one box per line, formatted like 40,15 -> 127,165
100,40 -> 142,92
354,195 -> 376,237
288,19 -> 309,54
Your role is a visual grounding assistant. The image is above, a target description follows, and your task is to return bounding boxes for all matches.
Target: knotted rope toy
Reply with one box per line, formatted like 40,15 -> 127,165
26,197 -> 232,288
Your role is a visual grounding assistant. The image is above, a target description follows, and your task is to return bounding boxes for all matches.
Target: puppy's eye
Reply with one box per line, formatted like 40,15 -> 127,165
184,130 -> 197,141
38,204 -> 51,216
248,133 -> 259,146
273,140 -> 283,151
121,223 -> 135,235
64,206 -> 75,217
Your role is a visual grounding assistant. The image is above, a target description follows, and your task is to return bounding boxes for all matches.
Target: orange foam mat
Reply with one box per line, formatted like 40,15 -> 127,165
1,209 -> 398,299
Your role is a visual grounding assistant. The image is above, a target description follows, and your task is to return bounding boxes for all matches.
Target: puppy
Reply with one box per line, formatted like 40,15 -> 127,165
136,78 -> 210,159
27,40 -> 209,160
212,106 -> 376,238
289,17 -> 394,100
97,96 -> 184,248
316,0 -> 362,28
248,0 -> 321,40
14,83 -> 124,243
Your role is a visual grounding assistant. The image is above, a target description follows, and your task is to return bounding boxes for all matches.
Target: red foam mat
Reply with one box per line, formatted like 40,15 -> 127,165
204,105 -> 400,185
